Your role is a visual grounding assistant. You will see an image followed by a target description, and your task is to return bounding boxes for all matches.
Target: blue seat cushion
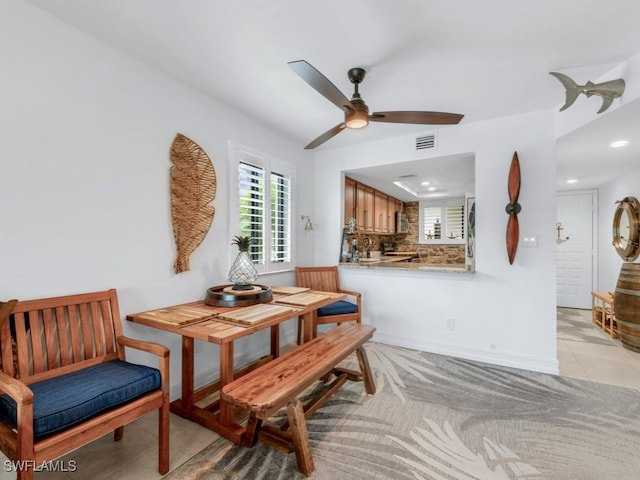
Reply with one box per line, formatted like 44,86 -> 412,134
317,300 -> 358,317
0,360 -> 161,440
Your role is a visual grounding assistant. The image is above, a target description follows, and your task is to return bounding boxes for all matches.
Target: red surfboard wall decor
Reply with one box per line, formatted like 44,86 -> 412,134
505,152 -> 521,265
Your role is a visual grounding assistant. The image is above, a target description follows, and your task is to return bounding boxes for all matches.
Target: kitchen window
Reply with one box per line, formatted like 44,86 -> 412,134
229,141 -> 294,274
419,199 -> 465,244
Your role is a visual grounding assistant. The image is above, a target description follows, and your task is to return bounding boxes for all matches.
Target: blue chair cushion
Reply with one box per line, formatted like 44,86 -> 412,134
0,360 -> 161,440
317,300 -> 358,317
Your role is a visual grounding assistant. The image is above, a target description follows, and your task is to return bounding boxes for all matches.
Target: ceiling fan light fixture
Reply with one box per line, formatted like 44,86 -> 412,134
346,111 -> 369,129
345,100 -> 369,129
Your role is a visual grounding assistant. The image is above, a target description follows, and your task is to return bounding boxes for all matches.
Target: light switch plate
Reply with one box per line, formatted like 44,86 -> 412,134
522,235 -> 538,247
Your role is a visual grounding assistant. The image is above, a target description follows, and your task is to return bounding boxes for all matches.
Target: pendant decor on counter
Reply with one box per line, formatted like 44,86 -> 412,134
170,133 -> 217,274
505,151 -> 521,265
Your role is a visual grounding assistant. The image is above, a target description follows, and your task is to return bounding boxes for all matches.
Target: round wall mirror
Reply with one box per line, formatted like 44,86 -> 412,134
613,196 -> 640,261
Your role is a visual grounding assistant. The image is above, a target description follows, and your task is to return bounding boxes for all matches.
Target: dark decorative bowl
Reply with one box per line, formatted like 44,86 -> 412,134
204,284 -> 273,307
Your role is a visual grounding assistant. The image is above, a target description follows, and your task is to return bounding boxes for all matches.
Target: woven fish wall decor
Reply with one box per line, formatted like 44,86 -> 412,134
170,133 -> 217,273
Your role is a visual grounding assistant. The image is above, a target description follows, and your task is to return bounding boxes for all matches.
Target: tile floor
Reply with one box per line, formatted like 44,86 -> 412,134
557,307 -> 640,391
2,307 -> 639,479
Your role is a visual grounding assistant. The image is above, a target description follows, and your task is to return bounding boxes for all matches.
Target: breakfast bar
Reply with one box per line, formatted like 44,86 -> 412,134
340,260 -> 472,273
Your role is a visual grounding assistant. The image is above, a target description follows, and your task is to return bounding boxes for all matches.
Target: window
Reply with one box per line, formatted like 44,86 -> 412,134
445,205 -> 465,239
419,199 -> 465,244
230,142 -> 294,274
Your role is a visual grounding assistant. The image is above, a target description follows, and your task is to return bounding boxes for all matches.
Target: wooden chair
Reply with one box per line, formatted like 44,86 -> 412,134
295,266 -> 361,343
0,300 -> 17,328
0,289 -> 170,479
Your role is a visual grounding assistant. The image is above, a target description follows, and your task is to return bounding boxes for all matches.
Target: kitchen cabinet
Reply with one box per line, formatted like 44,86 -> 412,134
345,177 -> 402,234
356,184 -> 375,232
374,191 -> 388,233
388,197 -> 401,233
344,177 -> 356,225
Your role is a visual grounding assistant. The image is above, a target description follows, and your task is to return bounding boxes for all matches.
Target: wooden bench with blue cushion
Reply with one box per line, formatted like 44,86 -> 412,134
0,289 -> 170,480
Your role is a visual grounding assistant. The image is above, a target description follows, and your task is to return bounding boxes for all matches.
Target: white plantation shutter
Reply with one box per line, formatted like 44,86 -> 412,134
419,199 -> 466,244
232,141 -> 294,274
445,205 -> 464,239
270,171 -> 291,263
238,162 -> 265,264
423,207 -> 442,240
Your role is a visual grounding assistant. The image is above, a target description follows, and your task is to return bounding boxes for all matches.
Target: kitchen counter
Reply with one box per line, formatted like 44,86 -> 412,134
348,255 -> 413,264
339,260 -> 472,273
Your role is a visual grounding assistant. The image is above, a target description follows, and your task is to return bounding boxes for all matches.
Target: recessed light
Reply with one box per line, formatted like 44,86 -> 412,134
421,181 -> 430,186
428,186 -> 437,191
566,178 -> 579,184
611,140 -> 630,148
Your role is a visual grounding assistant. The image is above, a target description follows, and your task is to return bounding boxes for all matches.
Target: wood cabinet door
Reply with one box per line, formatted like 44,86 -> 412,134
357,185 -> 375,232
374,191 -> 388,232
350,180 -> 402,234
387,197 -> 399,233
344,177 -> 356,226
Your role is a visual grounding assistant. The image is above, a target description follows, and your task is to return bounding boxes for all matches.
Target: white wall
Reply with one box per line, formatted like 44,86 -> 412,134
314,110 -> 559,373
1,1 -> 562,387
0,1 -> 315,398
598,167 -> 640,291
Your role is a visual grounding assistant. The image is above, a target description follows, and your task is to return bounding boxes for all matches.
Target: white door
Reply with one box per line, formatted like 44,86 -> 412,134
556,191 -> 596,308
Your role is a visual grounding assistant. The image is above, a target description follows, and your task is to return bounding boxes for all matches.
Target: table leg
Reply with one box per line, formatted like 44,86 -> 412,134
271,324 -> 280,358
218,342 -> 234,426
181,336 -> 194,409
302,311 -> 315,343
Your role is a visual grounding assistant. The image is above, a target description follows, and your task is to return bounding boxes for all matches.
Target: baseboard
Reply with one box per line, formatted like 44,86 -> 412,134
169,329 -> 559,400
372,332 -> 559,375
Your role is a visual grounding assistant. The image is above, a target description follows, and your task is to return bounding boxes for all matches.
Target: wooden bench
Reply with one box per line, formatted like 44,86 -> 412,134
221,322 -> 376,476
0,289 -> 170,480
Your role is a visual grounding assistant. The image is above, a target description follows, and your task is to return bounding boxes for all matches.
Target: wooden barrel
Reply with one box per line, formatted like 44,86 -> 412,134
614,263 -> 640,352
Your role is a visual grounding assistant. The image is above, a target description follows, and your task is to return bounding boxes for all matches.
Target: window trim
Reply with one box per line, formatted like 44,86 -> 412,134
228,141 -> 295,275
418,197 -> 466,245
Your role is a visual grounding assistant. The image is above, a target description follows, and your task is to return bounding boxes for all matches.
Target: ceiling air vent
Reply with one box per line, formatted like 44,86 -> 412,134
416,133 -> 436,150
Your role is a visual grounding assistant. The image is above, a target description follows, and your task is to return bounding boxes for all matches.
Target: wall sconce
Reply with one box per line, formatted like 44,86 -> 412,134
301,215 -> 313,231
556,222 -> 569,245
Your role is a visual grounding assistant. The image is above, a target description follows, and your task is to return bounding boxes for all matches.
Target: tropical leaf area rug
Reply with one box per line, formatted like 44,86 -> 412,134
164,342 -> 640,480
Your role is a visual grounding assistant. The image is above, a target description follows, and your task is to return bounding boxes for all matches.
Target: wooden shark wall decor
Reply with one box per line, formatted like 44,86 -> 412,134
549,72 -> 625,114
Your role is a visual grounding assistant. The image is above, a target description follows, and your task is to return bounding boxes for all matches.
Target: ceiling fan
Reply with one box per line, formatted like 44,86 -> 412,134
288,60 -> 464,149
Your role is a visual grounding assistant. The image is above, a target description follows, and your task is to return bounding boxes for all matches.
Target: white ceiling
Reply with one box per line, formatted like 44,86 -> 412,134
346,154 -> 475,203
25,0 -> 640,196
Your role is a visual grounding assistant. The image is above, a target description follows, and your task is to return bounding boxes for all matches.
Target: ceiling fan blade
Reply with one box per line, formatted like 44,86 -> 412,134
370,111 -> 464,125
508,151 -> 521,204
289,60 -> 352,112
506,214 -> 519,265
304,123 -> 346,149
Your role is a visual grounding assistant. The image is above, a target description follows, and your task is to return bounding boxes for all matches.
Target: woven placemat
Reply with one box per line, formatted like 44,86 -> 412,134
270,286 -> 311,295
216,303 -> 295,326
275,292 -> 330,306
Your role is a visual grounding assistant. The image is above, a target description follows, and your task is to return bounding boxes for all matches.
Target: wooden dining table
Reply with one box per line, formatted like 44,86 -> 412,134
126,287 -> 345,443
